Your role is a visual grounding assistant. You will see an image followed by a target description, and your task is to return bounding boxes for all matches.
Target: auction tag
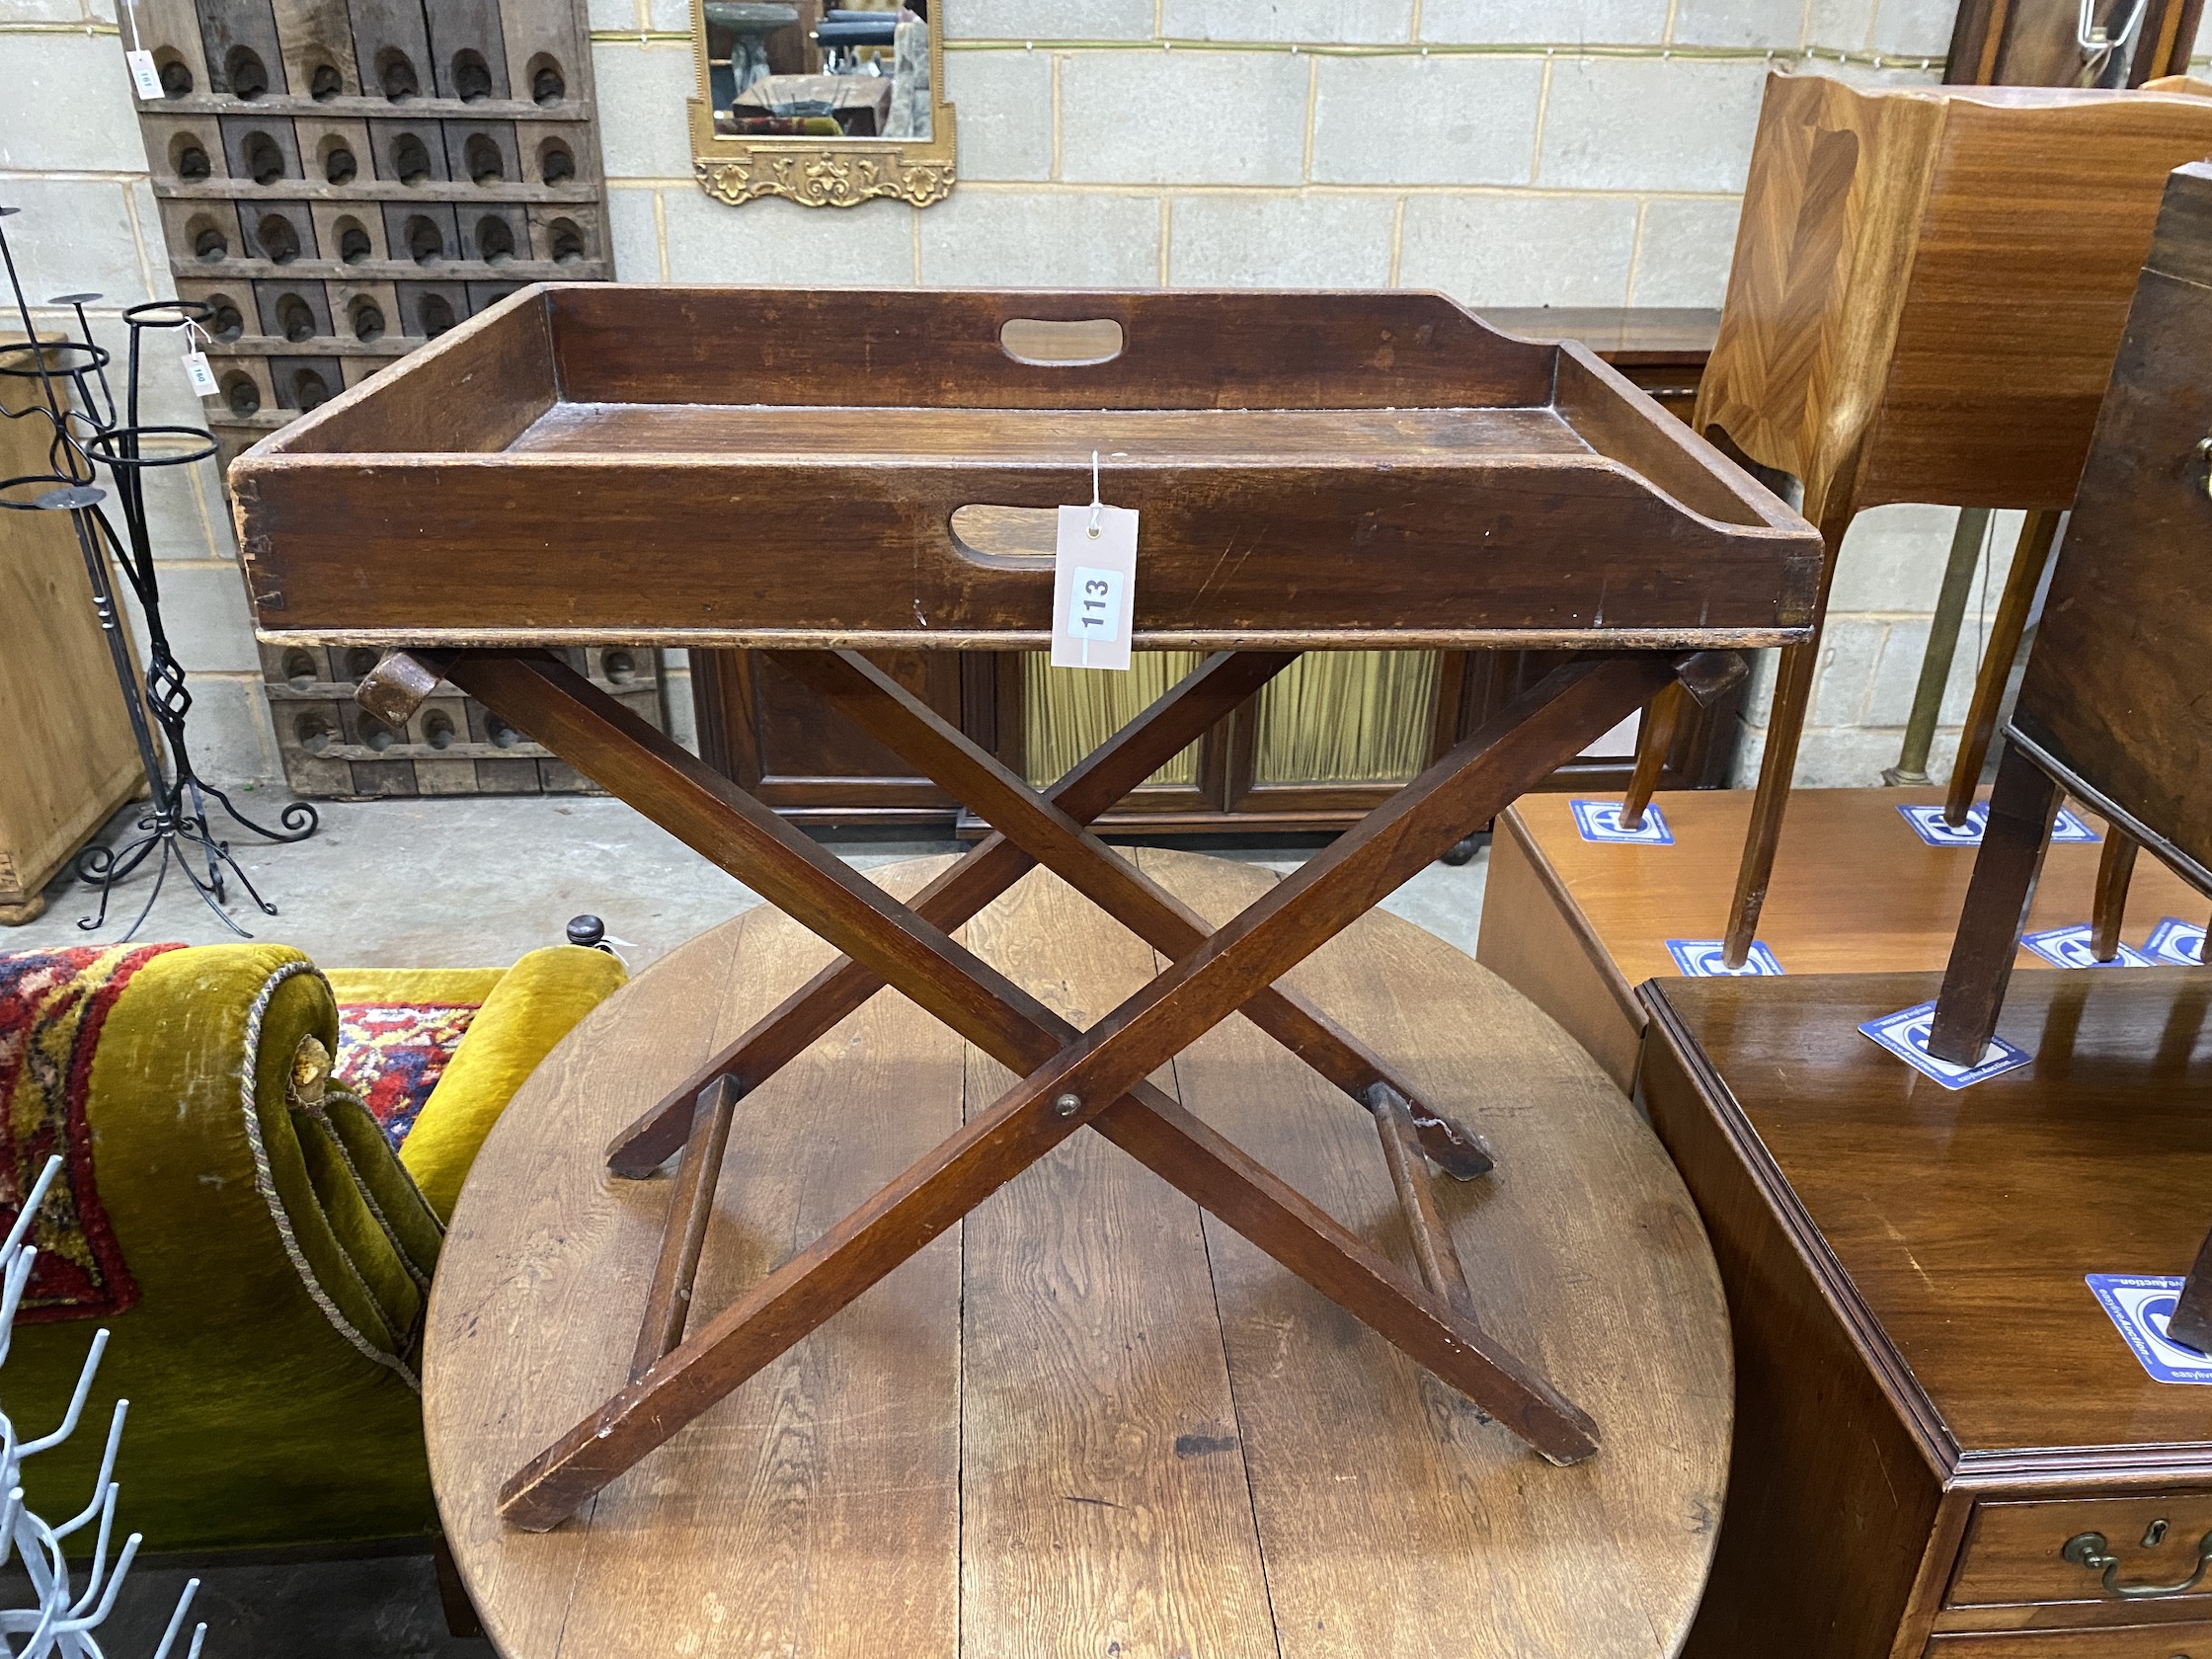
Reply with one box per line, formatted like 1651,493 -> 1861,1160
1667,938 -> 1785,978
2145,916 -> 2208,966
1570,798 -> 1673,844
182,350 -> 218,396
1051,503 -> 1138,671
125,49 -> 163,99
1898,801 -> 2103,847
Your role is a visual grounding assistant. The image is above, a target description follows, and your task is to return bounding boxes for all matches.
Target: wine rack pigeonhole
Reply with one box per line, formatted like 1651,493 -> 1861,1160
124,0 -> 660,797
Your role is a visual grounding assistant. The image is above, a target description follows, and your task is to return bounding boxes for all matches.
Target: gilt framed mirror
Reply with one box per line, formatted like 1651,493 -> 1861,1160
688,1 -> 957,207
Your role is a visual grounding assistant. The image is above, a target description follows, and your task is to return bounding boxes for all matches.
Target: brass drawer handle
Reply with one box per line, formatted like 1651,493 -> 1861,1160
2062,1530 -> 2212,1599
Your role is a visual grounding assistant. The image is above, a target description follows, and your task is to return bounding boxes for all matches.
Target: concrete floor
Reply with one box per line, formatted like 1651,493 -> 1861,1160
5,792 -> 1490,967
1,790 -> 1489,1658
0,1554 -> 483,1659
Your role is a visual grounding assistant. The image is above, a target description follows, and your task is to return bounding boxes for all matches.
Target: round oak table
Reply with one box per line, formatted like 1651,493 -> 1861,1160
426,850 -> 1731,1659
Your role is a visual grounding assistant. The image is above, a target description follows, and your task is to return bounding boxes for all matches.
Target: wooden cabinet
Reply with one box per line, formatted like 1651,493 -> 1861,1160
1950,1497 -> 2212,1612
1947,0 -> 2203,88
691,647 -> 971,828
693,640 -> 1745,836
1638,970 -> 2212,1659
1927,1629 -> 2212,1657
692,305 -> 1738,835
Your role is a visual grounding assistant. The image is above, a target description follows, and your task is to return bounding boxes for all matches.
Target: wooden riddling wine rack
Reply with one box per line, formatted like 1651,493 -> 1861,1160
129,0 -> 614,464
123,0 -> 649,797
265,643 -> 665,797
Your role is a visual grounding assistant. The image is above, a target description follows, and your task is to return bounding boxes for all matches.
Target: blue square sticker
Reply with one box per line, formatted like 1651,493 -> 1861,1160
1570,799 -> 1672,845
2019,924 -> 2154,970
1666,939 -> 1785,977
1897,802 -> 2101,847
1858,1000 -> 2032,1089
1897,803 -> 1985,847
2145,917 -> 2208,967
2087,1275 -> 2212,1384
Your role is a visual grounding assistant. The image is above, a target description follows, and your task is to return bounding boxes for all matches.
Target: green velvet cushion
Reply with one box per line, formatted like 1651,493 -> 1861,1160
8,944 -> 437,1552
398,945 -> 627,1221
5,939 -> 626,1554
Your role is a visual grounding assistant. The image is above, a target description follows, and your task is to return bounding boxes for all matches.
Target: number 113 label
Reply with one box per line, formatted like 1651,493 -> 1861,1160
1069,566 -> 1124,641
1051,504 -> 1139,671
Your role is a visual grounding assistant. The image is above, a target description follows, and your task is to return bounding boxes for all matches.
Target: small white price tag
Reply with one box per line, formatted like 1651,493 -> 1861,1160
125,49 -> 163,99
1051,503 -> 1138,671
182,350 -> 218,396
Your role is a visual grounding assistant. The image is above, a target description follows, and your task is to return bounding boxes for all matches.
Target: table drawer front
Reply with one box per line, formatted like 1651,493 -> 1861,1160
1929,1623 -> 2212,1657
1953,1498 -> 2212,1612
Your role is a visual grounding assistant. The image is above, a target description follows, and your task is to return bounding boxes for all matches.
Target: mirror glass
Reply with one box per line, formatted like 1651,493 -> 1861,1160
704,2 -> 932,140
689,1 -> 952,205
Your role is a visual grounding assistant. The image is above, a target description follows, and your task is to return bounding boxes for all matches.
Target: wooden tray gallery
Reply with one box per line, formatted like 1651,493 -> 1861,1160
228,284 -> 1821,653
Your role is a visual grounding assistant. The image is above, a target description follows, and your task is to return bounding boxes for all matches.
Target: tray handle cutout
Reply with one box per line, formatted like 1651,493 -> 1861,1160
949,505 -> 1057,568
999,317 -> 1125,367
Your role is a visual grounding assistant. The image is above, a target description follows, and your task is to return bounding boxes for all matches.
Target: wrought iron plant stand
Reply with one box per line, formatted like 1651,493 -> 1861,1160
0,203 -> 314,940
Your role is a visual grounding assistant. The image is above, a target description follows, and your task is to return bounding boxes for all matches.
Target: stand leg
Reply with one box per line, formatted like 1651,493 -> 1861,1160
630,1077 -> 741,1380
482,649 -> 1700,1530
1944,510 -> 2063,827
1617,682 -> 1683,831
1719,640 -> 1818,967
1721,499 -> 1855,968
431,1537 -> 484,1641
1928,743 -> 2062,1066
2168,1223 -> 2212,1354
2091,830 -> 2139,964
1370,1082 -> 1476,1320
557,652 -> 1481,1171
778,649 -> 1495,1179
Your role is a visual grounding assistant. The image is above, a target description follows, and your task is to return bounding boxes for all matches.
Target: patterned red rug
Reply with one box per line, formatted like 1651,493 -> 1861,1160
0,945 -> 178,1320
334,999 -> 480,1149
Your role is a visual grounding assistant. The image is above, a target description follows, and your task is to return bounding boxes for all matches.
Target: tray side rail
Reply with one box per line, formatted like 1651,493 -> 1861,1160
242,283 -> 560,460
535,284 -> 1562,413
233,452 -> 1825,648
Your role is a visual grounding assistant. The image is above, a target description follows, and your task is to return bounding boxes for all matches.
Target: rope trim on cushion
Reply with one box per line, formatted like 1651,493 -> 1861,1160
239,962 -> 421,1393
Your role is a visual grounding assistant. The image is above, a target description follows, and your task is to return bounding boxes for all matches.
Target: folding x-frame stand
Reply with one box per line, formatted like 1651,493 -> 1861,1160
364,642 -> 1743,1533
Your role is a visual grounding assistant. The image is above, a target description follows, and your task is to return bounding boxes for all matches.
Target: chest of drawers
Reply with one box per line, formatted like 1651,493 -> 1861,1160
1639,970 -> 2212,1659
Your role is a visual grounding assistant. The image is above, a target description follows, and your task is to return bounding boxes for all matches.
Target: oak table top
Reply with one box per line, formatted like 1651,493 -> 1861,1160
425,849 -> 1732,1659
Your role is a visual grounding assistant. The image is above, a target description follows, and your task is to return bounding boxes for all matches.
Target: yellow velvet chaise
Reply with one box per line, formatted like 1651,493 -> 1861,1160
0,939 -> 624,1553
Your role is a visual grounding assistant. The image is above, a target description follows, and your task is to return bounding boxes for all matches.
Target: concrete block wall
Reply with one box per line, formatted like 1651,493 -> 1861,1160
3,0 -> 2201,791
